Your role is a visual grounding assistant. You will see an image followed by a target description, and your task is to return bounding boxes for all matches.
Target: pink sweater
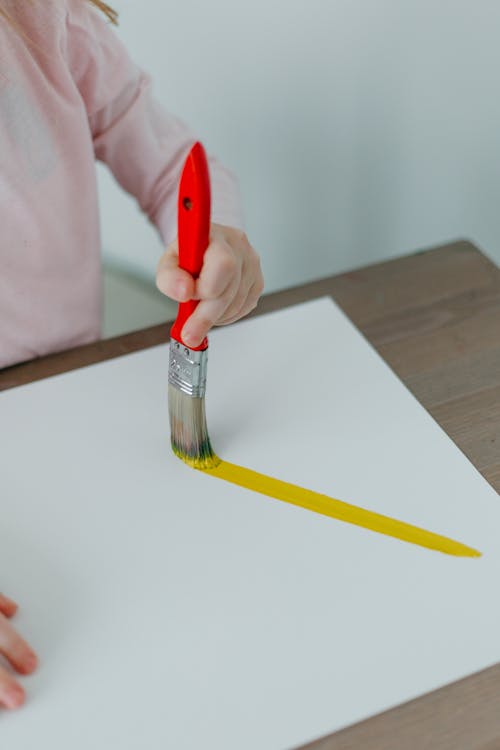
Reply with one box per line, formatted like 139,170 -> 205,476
0,0 -> 244,368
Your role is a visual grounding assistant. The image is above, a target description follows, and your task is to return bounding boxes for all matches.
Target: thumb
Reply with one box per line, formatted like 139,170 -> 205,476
156,241 -> 196,302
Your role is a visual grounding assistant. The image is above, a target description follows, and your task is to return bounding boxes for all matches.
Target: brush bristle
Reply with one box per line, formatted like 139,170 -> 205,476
168,384 -> 219,469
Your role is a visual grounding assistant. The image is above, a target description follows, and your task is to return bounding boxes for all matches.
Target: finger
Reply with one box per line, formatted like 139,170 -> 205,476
217,254 -> 264,324
156,244 -> 196,302
215,274 -> 254,324
0,667 -> 25,710
0,594 -> 18,619
0,616 -> 38,675
194,240 -> 240,301
217,280 -> 262,326
181,295 -> 234,349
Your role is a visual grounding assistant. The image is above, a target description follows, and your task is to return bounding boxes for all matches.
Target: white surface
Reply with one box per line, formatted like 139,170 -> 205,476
98,0 -> 500,294
1,298 -> 499,750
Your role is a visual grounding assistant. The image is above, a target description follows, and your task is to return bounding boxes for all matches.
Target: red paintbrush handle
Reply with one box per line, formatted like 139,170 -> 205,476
170,141 -> 211,351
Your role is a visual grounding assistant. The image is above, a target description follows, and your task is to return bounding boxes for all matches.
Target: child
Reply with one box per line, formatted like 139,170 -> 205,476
0,0 -> 264,706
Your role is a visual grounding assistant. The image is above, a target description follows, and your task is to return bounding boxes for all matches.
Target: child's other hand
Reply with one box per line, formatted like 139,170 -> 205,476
0,594 -> 38,709
157,224 -> 264,348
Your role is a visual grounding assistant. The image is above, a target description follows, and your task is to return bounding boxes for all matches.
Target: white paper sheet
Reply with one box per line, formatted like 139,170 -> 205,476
1,298 -> 499,750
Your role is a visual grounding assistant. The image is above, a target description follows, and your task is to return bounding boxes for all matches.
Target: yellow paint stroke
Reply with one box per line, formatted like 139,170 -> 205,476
188,455 -> 481,558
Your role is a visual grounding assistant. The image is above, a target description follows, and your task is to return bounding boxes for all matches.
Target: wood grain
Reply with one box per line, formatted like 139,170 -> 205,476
1,238 -> 499,749
299,662 -> 500,750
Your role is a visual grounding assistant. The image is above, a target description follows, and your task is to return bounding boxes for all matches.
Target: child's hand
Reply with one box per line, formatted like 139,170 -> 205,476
157,224 -> 264,348
0,594 -> 38,709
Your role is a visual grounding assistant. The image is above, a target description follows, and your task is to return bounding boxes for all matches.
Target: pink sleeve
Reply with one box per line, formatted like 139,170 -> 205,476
64,0 -> 245,245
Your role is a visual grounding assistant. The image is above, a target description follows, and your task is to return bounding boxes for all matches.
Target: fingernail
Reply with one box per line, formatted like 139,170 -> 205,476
1,595 -> 16,609
24,652 -> 38,672
5,685 -> 24,709
177,281 -> 188,299
182,328 -> 195,347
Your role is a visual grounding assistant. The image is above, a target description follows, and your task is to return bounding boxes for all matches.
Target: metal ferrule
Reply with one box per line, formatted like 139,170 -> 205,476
168,338 -> 208,397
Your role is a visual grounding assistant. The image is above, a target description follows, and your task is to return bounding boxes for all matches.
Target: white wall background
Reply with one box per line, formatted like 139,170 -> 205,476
98,0 -> 500,298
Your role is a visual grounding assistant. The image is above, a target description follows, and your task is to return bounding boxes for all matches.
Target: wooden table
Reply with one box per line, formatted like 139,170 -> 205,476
1,240 -> 499,749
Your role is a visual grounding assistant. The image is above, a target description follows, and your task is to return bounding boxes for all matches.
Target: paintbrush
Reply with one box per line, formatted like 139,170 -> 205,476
168,142 -> 218,469
167,144 -> 480,559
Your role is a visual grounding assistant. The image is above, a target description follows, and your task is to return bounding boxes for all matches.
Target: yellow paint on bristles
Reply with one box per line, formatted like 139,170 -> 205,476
178,452 -> 481,558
